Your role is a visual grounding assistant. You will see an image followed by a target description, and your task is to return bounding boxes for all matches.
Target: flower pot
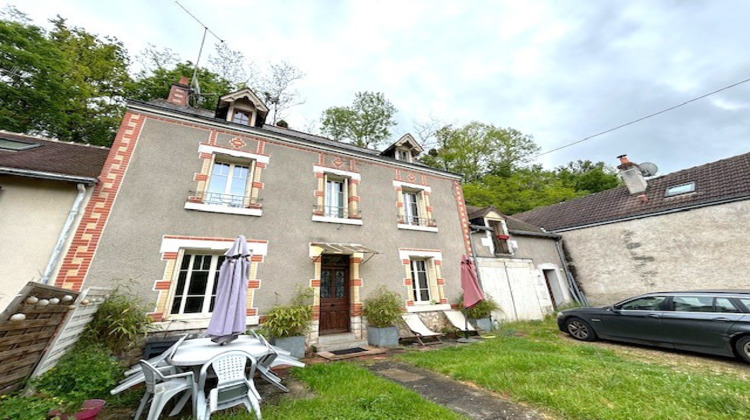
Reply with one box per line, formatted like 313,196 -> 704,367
367,326 -> 399,347
49,399 -> 106,420
271,335 -> 306,358
469,317 -> 492,332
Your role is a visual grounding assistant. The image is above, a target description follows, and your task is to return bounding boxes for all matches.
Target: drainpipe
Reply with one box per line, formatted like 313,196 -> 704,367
40,183 -> 87,284
554,238 -> 588,306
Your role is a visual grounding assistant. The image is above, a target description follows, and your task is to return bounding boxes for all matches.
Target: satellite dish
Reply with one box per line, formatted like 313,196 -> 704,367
639,162 -> 658,177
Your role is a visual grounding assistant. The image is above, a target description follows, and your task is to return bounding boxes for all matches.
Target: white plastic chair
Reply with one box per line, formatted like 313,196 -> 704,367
124,334 -> 188,376
254,334 -> 288,392
112,335 -> 189,396
134,360 -> 195,420
196,350 -> 262,420
401,313 -> 443,346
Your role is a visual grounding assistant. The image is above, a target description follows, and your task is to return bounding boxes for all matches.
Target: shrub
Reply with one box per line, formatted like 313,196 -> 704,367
0,394 -> 64,420
462,294 -> 500,319
33,344 -> 123,413
362,286 -> 402,328
259,287 -> 313,338
83,288 -> 153,354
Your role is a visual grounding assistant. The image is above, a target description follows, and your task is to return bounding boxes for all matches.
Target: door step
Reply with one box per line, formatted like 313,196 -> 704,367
315,332 -> 369,352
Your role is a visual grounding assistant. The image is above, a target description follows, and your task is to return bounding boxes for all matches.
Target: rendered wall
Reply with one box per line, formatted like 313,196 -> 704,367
560,200 -> 750,306
0,176 -> 90,310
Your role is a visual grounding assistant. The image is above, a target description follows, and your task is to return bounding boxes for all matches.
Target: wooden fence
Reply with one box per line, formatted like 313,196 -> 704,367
0,283 -> 111,395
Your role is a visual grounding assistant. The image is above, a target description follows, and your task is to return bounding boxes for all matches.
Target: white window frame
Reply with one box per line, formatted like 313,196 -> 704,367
398,249 -> 450,312
312,165 -> 363,225
185,145 -> 269,216
410,259 -> 431,303
394,181 -> 437,232
205,160 -> 252,208
170,252 -> 222,318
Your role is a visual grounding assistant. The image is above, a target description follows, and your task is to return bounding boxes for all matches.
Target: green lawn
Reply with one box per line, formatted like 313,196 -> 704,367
210,362 -> 466,420
397,319 -> 750,420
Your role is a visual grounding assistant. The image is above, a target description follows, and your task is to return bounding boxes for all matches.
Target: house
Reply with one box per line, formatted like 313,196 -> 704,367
0,131 -> 108,310
466,206 -> 580,321
53,78 -> 471,349
514,153 -> 750,305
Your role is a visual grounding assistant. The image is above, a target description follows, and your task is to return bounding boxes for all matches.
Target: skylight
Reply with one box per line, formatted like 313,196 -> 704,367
665,182 -> 696,197
0,138 -> 41,151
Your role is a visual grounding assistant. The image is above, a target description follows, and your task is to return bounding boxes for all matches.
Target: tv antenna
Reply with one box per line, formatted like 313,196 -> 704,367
174,1 -> 224,100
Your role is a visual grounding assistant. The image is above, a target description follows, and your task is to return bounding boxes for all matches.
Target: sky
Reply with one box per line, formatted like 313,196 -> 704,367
6,0 -> 750,175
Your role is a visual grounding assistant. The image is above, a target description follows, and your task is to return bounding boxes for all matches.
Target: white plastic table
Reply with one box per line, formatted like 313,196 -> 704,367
168,336 -> 270,367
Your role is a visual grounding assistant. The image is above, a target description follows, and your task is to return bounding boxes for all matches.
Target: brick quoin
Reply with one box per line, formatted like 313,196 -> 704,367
54,112 -> 145,290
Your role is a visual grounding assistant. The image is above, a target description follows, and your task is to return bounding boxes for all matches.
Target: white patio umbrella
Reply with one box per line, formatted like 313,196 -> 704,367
207,235 -> 252,345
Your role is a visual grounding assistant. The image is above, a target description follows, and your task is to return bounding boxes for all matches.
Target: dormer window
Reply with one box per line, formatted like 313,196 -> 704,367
396,149 -> 412,162
487,218 -> 511,255
232,110 -> 251,125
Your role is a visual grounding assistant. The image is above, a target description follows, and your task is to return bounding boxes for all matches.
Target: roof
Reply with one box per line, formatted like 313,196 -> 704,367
130,99 -> 461,178
465,205 -> 548,234
0,131 -> 109,182
514,151 -> 750,231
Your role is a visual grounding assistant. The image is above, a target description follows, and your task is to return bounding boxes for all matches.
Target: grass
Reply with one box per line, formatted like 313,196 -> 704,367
397,318 -> 750,420
205,362 -> 466,419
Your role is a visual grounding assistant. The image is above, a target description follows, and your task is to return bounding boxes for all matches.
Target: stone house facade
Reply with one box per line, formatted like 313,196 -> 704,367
53,79 -> 471,348
515,153 -> 750,305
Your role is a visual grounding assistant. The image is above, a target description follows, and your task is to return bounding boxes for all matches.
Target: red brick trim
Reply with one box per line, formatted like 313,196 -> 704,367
162,252 -> 178,260
54,112 -> 145,290
248,280 -> 261,289
452,180 -> 473,255
154,281 -> 171,290
436,278 -> 445,285
310,279 -> 321,287
403,278 -> 412,286
351,278 -> 363,286
246,308 -> 257,316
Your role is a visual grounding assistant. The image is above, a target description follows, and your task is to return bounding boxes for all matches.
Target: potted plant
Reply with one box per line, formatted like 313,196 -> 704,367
463,294 -> 500,332
362,286 -> 402,347
259,287 -> 312,358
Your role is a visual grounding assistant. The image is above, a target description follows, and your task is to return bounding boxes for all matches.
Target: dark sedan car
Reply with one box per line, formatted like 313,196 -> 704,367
557,290 -> 750,363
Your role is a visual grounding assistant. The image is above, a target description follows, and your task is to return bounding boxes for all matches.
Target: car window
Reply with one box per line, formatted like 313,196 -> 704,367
673,295 -> 714,312
619,296 -> 666,311
714,298 -> 740,313
736,298 -> 750,312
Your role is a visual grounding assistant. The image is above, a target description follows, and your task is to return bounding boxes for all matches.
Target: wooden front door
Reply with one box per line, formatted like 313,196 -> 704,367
319,255 -> 350,335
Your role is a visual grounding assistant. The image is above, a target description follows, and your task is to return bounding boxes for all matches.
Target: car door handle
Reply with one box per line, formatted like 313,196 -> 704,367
647,314 -> 661,318
712,317 -> 731,322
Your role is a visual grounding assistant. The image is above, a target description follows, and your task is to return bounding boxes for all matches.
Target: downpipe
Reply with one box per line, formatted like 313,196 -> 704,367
40,183 -> 87,284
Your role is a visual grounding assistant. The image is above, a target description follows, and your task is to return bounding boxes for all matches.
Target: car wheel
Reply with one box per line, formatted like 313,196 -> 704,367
735,336 -> 750,363
565,317 -> 597,342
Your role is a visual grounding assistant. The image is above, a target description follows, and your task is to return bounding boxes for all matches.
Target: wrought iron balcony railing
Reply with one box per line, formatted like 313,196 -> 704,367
313,205 -> 361,219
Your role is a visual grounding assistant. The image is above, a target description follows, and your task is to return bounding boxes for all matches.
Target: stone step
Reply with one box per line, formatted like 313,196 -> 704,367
315,333 -> 369,352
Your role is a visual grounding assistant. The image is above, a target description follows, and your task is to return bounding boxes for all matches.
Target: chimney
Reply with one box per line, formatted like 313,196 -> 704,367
167,76 -> 190,107
616,154 -> 648,195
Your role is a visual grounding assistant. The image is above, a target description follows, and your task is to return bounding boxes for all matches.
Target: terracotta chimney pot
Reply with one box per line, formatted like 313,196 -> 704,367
167,76 -> 190,107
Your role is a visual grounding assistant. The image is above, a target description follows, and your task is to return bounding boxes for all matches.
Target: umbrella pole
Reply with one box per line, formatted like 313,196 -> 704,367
463,307 -> 469,340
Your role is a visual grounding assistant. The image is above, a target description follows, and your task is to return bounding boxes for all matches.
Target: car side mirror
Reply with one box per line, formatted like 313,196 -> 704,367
608,306 -> 621,313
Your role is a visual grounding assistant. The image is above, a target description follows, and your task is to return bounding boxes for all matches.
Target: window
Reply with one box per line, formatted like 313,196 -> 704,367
410,259 -> 431,303
665,182 -> 695,197
313,165 -> 362,225
715,298 -> 740,313
170,253 -> 224,316
672,295 -> 713,312
325,176 -> 347,218
206,160 -> 251,208
403,191 -> 421,225
488,219 -> 511,254
396,149 -> 411,162
619,296 -> 666,311
0,138 -> 40,151
232,110 -> 251,125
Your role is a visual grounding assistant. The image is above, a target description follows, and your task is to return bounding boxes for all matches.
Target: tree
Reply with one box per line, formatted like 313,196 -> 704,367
127,61 -> 233,110
47,17 -> 130,145
555,160 -> 621,194
258,60 -> 305,125
420,122 -> 540,181
208,42 -> 255,89
320,91 -> 397,149
0,18 -> 71,136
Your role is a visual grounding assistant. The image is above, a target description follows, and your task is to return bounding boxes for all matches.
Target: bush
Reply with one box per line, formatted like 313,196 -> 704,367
259,287 -> 313,338
33,344 -> 123,413
83,288 -> 153,354
462,294 -> 500,319
0,394 -> 64,420
362,286 -> 402,328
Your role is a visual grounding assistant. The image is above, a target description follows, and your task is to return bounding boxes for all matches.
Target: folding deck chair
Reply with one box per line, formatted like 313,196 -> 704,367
442,309 -> 478,335
400,313 -> 442,346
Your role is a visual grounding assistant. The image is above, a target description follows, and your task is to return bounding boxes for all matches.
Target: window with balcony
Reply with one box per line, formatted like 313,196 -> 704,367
394,180 -> 437,232
313,165 -> 362,225
185,144 -> 269,217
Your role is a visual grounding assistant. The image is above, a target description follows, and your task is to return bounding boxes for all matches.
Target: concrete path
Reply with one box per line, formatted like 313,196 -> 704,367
367,360 -> 549,420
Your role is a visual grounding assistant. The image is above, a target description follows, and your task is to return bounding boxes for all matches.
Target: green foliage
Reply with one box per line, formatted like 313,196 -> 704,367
127,61 -> 233,110
259,287 -> 313,338
555,159 -> 621,194
399,318 -> 750,420
33,344 -> 123,413
0,393 -> 64,420
320,91 -> 397,149
421,122 -> 540,182
362,286 -> 403,328
82,289 -> 153,354
460,294 -> 500,319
